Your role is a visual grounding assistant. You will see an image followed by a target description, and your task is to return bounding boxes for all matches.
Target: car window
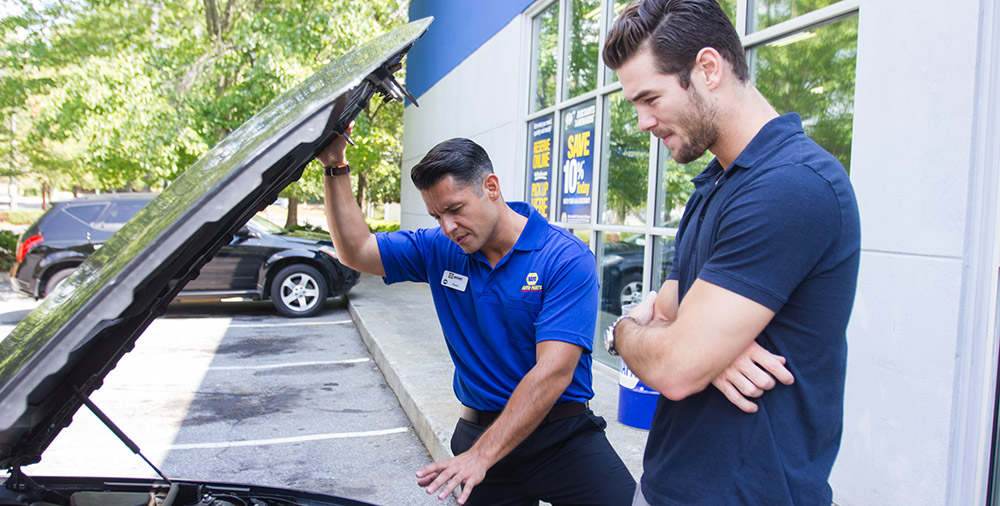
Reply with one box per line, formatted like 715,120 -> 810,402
99,201 -> 150,225
250,215 -> 285,234
62,204 -> 106,224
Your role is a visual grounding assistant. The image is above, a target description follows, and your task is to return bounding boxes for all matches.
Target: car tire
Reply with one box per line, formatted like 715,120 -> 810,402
43,268 -> 75,298
618,273 -> 644,314
270,264 -> 328,318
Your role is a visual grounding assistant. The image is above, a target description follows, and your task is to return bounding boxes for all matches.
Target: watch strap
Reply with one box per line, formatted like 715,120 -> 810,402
324,163 -> 351,177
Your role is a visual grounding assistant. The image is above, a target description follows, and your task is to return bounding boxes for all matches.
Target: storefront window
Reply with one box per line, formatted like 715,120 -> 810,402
600,91 -> 649,226
530,2 -> 560,112
751,14 -> 858,171
655,146 -> 707,228
650,235 -> 677,295
526,114 -> 556,218
559,99 -> 597,223
562,0 -> 601,101
748,0 -> 840,32
594,231 -> 645,367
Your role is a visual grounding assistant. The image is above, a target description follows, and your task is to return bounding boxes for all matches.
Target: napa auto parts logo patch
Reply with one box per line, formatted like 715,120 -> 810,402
522,272 -> 542,292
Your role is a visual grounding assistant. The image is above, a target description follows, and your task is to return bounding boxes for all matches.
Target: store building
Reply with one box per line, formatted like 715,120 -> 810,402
400,1 -> 1000,504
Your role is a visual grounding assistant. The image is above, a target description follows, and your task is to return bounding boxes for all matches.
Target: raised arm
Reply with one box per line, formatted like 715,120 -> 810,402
317,126 -> 385,277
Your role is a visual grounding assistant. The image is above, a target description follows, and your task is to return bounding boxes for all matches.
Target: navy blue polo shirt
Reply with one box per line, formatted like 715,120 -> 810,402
376,201 -> 597,412
641,114 -> 860,505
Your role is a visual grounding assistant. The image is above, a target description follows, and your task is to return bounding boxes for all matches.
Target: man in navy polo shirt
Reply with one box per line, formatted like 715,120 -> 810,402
602,1 -> 861,505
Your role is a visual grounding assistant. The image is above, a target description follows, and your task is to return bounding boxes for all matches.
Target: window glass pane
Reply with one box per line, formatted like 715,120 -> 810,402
751,15 -> 858,171
650,234 -> 676,295
605,0 -> 631,85
600,91 -> 649,226
749,0 -> 841,33
559,99 -> 597,223
526,114 -> 556,218
531,2 -> 560,112
63,204 -> 106,224
655,146 -> 708,228
562,0 -> 601,100
594,231 -> 644,368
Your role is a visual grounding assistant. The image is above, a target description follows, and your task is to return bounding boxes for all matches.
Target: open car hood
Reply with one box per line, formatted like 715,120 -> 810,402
0,18 -> 431,471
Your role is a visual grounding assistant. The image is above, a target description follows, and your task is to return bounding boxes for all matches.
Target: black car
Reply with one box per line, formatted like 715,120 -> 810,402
11,195 -> 359,318
0,17 -> 429,506
600,234 -> 674,315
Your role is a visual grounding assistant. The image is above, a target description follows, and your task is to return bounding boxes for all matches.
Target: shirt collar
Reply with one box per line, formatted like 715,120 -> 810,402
509,201 -> 546,251
690,112 -> 804,191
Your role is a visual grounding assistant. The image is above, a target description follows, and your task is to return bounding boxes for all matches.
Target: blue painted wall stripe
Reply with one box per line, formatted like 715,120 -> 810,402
407,0 -> 535,101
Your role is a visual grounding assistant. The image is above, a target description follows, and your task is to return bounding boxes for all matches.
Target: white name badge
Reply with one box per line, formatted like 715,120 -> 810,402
441,270 -> 469,292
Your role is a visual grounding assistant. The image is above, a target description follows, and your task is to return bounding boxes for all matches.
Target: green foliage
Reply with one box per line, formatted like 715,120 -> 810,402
0,229 -> 17,270
3,209 -> 44,225
1,0 -> 409,202
366,219 -> 399,233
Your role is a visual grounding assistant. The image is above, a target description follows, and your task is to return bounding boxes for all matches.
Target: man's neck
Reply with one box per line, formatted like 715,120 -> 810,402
480,203 -> 528,268
711,85 -> 780,170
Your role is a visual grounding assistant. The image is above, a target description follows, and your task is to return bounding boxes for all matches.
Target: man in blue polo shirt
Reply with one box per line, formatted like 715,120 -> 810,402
317,134 -> 636,505
602,1 -> 861,505
317,130 -> 793,504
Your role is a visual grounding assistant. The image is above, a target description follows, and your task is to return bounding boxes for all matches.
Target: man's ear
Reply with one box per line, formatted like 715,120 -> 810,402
693,47 -> 724,90
483,174 -> 501,200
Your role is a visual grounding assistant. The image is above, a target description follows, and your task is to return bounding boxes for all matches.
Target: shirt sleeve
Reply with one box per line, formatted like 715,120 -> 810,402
698,165 -> 842,312
533,244 -> 599,352
375,229 -> 433,285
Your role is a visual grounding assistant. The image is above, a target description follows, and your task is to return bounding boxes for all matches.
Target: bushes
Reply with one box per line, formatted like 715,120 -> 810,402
2,209 -> 44,225
0,230 -> 17,271
367,220 -> 399,233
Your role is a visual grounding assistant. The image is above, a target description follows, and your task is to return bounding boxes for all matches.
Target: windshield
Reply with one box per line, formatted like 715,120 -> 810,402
250,214 -> 285,234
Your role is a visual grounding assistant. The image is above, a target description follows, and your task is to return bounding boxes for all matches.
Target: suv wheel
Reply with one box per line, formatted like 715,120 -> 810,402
618,273 -> 643,313
270,264 -> 328,318
44,268 -> 75,298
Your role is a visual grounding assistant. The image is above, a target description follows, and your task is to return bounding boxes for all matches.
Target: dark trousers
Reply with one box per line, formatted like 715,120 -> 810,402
450,410 -> 636,506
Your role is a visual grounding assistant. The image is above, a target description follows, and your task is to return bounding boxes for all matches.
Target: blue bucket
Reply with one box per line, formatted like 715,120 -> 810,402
617,359 -> 659,430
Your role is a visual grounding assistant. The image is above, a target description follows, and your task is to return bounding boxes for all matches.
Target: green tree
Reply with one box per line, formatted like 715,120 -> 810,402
0,0 -> 409,221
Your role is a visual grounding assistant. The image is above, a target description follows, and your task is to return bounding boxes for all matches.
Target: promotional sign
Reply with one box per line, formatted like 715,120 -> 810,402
527,115 -> 554,217
560,100 -> 596,223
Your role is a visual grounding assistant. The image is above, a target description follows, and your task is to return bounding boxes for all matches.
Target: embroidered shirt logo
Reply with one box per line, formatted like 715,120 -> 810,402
522,272 -> 542,292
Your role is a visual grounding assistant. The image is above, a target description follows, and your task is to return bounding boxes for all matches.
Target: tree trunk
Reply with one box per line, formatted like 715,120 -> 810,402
356,171 -> 367,211
284,197 -> 299,228
41,181 -> 48,210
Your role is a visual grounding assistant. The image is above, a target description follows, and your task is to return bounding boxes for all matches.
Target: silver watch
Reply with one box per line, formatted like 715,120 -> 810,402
604,314 -> 635,356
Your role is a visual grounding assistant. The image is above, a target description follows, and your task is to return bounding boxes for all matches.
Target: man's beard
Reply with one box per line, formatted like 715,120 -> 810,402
670,88 -> 718,164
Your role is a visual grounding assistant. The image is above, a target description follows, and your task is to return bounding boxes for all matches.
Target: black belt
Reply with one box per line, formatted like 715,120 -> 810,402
460,401 -> 588,426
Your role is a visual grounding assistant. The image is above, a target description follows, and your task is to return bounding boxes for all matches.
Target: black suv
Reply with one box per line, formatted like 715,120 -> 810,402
10,194 -> 360,318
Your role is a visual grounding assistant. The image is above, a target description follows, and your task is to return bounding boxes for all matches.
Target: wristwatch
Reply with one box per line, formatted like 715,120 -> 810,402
604,314 -> 635,357
323,163 -> 351,177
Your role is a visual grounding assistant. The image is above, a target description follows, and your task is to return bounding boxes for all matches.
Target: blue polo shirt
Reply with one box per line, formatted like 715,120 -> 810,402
376,201 -> 597,411
641,114 -> 860,505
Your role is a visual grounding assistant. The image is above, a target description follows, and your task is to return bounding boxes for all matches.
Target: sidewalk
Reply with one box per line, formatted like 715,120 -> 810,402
343,273 -> 648,480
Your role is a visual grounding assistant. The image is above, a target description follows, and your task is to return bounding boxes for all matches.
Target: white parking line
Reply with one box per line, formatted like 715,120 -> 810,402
209,358 -> 370,371
227,319 -> 353,328
168,427 -> 409,450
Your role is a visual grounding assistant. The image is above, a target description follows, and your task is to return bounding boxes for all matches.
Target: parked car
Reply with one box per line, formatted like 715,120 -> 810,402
10,194 -> 360,318
600,234 -> 674,315
0,18 -> 429,506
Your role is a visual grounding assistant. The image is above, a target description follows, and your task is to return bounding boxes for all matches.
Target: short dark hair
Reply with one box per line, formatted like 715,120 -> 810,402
603,0 -> 749,88
410,138 -> 494,192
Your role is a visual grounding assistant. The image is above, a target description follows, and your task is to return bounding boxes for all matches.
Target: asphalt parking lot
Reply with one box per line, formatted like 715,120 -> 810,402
0,280 -> 456,506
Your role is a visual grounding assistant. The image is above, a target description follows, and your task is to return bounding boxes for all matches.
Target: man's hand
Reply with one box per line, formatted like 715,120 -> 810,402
416,450 -> 490,504
626,290 -> 657,325
711,341 -> 794,413
317,123 -> 353,167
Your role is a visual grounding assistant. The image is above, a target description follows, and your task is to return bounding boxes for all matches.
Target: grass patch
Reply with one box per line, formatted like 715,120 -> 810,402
2,209 -> 44,225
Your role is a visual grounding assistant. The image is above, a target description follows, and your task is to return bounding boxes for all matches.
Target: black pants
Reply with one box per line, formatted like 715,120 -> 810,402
450,410 -> 636,506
